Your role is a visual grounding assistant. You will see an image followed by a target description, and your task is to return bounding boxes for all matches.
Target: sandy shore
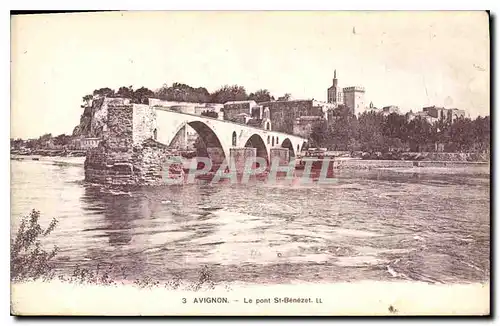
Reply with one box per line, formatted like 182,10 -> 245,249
11,280 -> 489,316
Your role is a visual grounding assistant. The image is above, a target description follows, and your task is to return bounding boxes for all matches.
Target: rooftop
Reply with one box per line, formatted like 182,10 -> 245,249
224,100 -> 257,105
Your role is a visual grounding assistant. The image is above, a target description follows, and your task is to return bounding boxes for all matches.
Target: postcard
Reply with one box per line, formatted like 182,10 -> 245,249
10,11 -> 490,316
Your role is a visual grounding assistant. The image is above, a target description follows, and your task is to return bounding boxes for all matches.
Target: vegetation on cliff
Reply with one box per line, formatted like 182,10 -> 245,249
80,83 -> 281,106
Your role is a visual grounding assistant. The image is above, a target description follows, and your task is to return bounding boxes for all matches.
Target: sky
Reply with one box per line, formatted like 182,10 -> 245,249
11,11 -> 489,139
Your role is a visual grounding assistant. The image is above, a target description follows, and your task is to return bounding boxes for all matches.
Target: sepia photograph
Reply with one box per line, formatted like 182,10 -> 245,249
9,10 -> 490,316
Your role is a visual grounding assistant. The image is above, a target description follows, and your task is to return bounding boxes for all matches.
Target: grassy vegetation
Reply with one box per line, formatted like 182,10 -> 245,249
11,210 -> 221,291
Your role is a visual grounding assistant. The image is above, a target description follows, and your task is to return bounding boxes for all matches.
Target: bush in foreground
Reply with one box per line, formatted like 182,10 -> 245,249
11,209 -> 59,281
11,210 -> 222,291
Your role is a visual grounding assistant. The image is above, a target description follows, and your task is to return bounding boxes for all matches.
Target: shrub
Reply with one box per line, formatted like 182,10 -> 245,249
11,210 -> 59,281
10,210 -> 221,292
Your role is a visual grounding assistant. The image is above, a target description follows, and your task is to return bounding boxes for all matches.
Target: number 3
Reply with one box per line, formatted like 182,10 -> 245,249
182,298 -> 186,304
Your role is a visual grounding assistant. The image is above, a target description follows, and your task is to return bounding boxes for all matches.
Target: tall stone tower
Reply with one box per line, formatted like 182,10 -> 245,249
343,86 -> 365,115
327,70 -> 343,105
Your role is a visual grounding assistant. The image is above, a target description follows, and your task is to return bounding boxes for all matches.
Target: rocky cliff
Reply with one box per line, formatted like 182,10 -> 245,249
72,97 -> 130,138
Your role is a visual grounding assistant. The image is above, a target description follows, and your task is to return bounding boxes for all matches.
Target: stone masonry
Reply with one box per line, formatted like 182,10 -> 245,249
269,148 -> 290,166
85,104 -> 183,186
230,147 -> 257,174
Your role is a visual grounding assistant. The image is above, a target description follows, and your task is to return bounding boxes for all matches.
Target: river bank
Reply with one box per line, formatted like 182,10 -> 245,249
331,159 -> 490,171
10,154 -> 489,175
11,149 -> 87,157
11,279 -> 489,316
350,151 -> 490,162
10,155 -> 86,166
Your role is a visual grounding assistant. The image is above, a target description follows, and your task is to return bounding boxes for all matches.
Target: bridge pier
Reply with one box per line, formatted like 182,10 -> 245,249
270,148 -> 290,165
206,147 -> 226,171
230,147 -> 257,174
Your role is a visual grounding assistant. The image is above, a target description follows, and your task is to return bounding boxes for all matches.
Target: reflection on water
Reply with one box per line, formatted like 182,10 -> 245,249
11,158 -> 490,284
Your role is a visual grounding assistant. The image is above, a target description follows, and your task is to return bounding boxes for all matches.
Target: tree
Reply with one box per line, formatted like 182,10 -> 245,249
25,139 -> 38,149
10,138 -> 24,149
307,108 -> 490,153
39,133 -> 52,141
192,87 -> 211,103
332,104 -> 354,118
406,116 -> 433,151
11,210 -> 58,281
132,87 -> 155,104
116,86 -> 134,99
155,83 -> 211,103
383,113 -> 407,140
328,114 -> 359,151
53,134 -> 72,146
81,94 -> 93,108
248,89 -> 274,103
357,112 -> 387,152
277,93 -> 292,101
309,121 -> 328,148
473,116 -> 490,152
93,87 -> 115,98
210,85 -> 248,104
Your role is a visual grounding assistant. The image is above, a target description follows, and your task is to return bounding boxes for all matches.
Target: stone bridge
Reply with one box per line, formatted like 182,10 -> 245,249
85,104 -> 308,185
152,107 -> 308,165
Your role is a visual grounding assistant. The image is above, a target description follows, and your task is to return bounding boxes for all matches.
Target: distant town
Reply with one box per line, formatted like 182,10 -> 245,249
10,70 -> 490,159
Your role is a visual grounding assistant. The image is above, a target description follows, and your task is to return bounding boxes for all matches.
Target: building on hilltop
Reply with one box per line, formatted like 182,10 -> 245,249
406,106 -> 467,125
422,106 -> 466,123
222,100 -> 259,122
361,103 -> 400,117
71,137 -> 101,150
222,100 -> 272,131
326,70 -> 366,115
364,101 -> 381,114
406,111 -> 438,124
343,86 -> 366,115
327,70 -> 343,105
221,99 -> 331,138
381,105 -> 400,116
258,99 -> 333,135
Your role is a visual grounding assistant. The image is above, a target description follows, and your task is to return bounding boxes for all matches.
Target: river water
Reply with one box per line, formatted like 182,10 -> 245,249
10,157 -> 490,285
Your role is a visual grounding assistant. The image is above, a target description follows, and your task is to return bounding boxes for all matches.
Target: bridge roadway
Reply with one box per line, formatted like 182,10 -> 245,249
153,107 -> 308,162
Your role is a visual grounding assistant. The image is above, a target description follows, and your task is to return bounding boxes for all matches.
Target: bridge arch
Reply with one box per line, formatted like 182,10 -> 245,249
152,109 -> 308,170
168,120 -> 228,165
281,138 -> 296,157
232,131 -> 237,146
244,134 -> 269,163
301,141 -> 308,152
